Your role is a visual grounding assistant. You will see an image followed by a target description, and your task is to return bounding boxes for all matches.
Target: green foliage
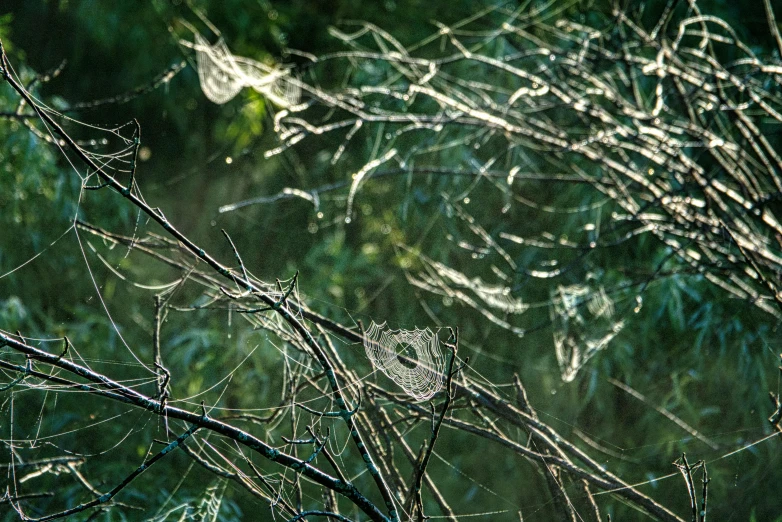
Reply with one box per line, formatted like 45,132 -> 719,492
1,1 -> 781,520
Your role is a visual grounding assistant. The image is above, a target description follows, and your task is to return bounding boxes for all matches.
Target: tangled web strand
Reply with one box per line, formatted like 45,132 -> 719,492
550,284 -> 624,382
190,33 -> 300,107
363,321 -> 445,401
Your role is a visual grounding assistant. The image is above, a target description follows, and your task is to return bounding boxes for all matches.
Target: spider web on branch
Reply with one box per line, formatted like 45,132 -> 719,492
550,283 -> 625,383
0,55 -> 312,520
403,245 -> 528,338
363,321 -> 445,401
182,32 -> 301,108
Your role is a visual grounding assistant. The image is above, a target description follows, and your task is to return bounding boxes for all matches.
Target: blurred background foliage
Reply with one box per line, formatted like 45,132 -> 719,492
1,0 -> 781,521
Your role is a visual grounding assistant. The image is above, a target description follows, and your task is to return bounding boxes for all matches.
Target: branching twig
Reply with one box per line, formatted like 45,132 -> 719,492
24,424 -> 200,522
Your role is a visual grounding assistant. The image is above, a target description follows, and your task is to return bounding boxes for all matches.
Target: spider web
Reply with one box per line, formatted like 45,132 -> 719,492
0,53 -> 265,520
550,284 -> 624,383
363,321 -> 445,401
184,32 -> 301,108
3,2 -> 782,521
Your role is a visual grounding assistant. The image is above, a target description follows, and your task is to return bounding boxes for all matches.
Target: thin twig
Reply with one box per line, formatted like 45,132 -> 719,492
24,425 -> 200,522
608,378 -> 719,450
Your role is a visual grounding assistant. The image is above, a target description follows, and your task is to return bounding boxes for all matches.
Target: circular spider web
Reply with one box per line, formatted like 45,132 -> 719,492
363,321 -> 444,401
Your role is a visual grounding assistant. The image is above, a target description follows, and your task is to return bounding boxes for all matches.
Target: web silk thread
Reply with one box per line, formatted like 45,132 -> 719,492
363,321 -> 444,401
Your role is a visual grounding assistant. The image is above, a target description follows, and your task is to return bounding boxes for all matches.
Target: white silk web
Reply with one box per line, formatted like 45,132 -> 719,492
550,284 -> 624,382
185,33 -> 300,108
363,321 -> 445,401
427,259 -> 527,315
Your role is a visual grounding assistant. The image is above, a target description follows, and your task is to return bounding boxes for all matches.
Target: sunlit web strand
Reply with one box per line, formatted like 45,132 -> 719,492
74,218 -> 155,374
183,32 -> 301,108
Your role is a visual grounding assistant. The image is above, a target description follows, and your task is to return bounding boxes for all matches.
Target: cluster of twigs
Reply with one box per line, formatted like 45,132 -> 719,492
263,0 -> 782,327
0,37 -> 680,520
2,1 -> 782,520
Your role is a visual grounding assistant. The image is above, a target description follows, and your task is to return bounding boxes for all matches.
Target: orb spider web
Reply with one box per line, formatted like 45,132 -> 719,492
363,321 -> 445,401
